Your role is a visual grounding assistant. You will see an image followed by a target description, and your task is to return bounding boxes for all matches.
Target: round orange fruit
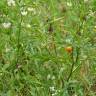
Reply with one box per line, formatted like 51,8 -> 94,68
65,46 -> 73,53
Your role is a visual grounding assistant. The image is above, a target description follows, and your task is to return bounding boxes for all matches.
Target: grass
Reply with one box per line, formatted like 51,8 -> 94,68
0,0 -> 96,96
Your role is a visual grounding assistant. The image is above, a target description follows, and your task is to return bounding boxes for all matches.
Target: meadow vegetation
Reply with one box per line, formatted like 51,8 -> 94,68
0,0 -> 96,96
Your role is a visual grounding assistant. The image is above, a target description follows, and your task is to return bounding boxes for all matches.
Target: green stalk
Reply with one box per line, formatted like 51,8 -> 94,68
16,0 -> 22,65
67,47 -> 80,82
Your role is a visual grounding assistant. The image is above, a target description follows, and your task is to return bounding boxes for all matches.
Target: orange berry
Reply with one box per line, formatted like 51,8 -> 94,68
65,46 -> 73,53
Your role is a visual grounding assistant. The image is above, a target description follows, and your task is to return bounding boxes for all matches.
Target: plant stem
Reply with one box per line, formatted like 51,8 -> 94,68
67,48 -> 74,82
16,1 -> 22,65
67,47 -> 80,82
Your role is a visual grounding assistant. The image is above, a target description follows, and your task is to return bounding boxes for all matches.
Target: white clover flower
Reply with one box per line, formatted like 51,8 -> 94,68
49,86 -> 58,96
67,2 -> 72,7
21,11 -> 28,16
2,22 -> 11,29
7,0 -> 16,6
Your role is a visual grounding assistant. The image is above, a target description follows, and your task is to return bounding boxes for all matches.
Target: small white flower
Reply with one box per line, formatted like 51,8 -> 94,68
5,48 -> 10,52
52,90 -> 58,96
7,0 -> 16,6
27,7 -> 36,15
27,7 -> 34,12
52,92 -> 57,96
47,74 -> 51,80
0,14 -> 5,17
2,22 -> 11,28
49,86 -> 55,92
21,11 -> 28,16
88,10 -> 94,17
26,24 -> 31,28
89,12 -> 94,16
67,2 -> 72,7
66,39 -> 71,43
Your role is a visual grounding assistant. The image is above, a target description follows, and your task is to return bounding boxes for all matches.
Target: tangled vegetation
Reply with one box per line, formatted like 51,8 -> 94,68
0,0 -> 96,96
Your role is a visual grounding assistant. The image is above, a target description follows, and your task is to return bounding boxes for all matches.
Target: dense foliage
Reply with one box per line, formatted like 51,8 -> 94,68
0,0 -> 96,96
